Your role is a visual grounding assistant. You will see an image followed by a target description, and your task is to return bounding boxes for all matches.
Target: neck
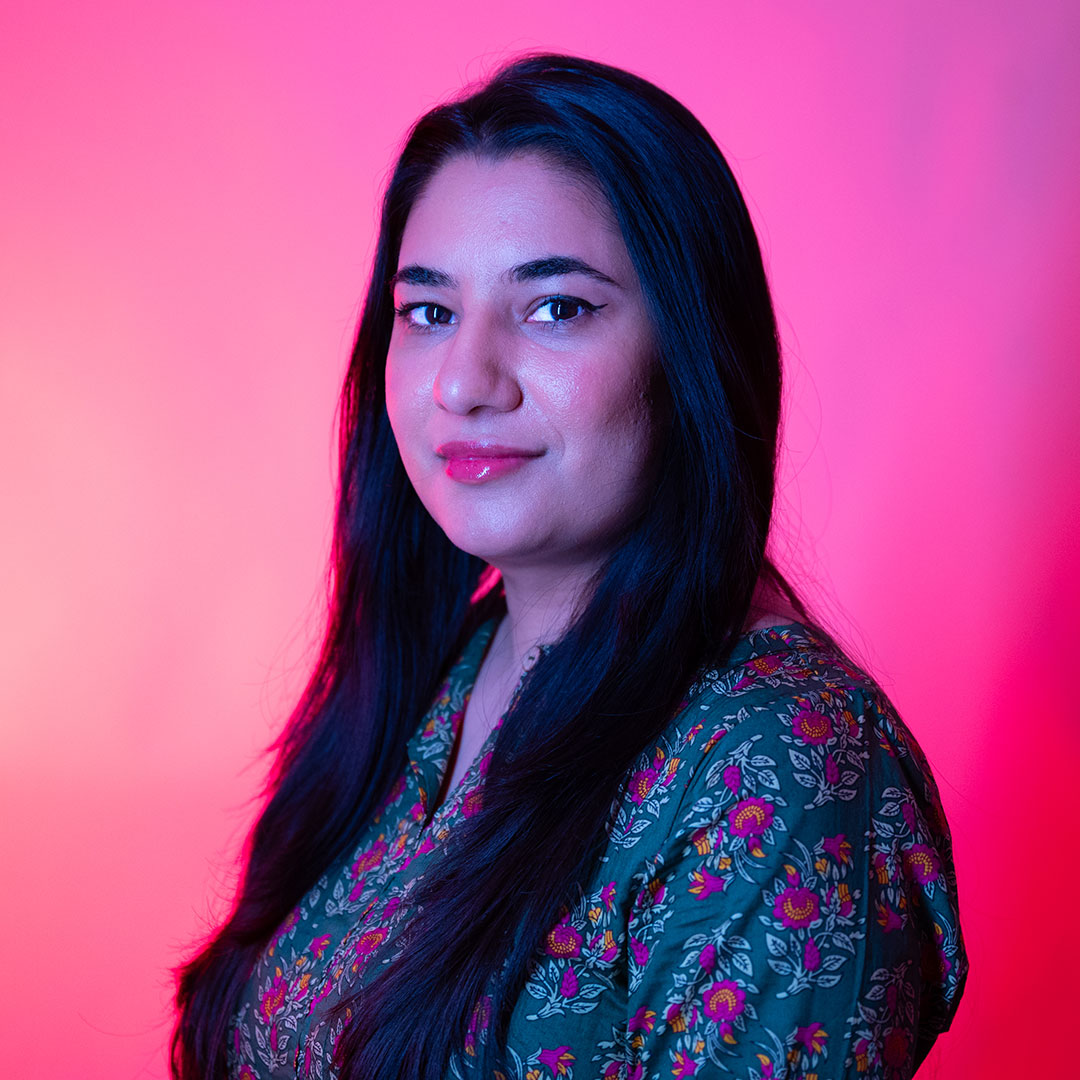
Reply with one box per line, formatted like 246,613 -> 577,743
487,559 -> 600,674
487,561 -> 801,674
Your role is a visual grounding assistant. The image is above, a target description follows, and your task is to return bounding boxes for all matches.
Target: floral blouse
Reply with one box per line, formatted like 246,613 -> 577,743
229,618 -> 966,1080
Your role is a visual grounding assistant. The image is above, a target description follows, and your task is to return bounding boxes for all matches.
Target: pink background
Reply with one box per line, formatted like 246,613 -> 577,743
2,1 -> 1077,1074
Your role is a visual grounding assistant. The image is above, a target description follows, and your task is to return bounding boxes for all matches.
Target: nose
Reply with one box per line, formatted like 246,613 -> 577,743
432,311 -> 522,415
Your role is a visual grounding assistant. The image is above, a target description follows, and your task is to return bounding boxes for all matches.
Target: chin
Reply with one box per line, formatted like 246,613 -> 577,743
430,518 -> 548,567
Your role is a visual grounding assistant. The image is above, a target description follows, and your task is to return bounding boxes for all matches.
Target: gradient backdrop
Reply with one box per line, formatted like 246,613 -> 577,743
2,1 -> 1077,1075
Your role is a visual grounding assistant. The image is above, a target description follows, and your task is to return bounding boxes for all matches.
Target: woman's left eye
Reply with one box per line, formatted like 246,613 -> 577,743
528,296 -> 603,324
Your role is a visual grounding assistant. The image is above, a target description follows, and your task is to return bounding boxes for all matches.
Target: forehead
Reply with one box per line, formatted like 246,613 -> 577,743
397,153 -> 631,283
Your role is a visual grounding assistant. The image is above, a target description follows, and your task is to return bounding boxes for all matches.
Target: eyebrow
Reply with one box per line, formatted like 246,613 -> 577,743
389,255 -> 621,291
510,256 -> 621,287
389,265 -> 456,289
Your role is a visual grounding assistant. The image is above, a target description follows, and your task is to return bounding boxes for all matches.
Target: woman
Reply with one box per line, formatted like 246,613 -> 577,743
173,54 -> 966,1080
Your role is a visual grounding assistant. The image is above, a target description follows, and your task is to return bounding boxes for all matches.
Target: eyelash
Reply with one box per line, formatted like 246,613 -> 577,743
393,295 -> 605,333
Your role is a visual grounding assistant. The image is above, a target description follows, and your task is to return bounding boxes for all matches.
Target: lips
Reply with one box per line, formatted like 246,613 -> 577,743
435,441 -> 543,484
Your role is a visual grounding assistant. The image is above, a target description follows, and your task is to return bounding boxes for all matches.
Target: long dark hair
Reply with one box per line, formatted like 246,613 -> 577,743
173,53 -> 802,1080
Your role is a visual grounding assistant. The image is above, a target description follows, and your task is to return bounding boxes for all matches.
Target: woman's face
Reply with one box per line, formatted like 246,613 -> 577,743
385,153 -> 662,574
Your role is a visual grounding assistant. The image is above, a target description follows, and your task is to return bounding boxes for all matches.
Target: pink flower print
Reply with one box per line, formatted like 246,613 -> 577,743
842,708 -> 859,738
882,1027 -> 910,1068
479,750 -> 494,776
803,936 -> 821,971
902,801 -> 918,833
383,895 -> 401,922
872,851 -> 891,884
690,826 -> 714,855
467,994 -> 491,1042
475,995 -> 492,1026
689,868 -> 727,899
416,835 -> 435,857
796,1023 -> 827,1054
783,863 -> 800,886
635,876 -> 665,909
824,754 -> 840,785
823,833 -> 852,865
854,1037 -> 871,1072
602,1062 -> 622,1079
937,947 -> 952,979
351,839 -> 387,878
671,1050 -> 699,1077
311,973 -> 336,1009
736,653 -> 784,688
835,882 -> 853,916
702,727 -> 726,752
464,994 -> 491,1056
378,775 -> 406,813
592,929 -> 618,962
630,767 -> 658,804
309,933 -> 331,959
628,1006 -> 656,1033
559,965 -> 578,999
537,1045 -> 575,1076
792,709 -> 832,745
728,797 -> 774,837
698,943 -> 717,971
629,936 -> 649,967
545,920 -> 583,959
723,764 -> 741,792
921,937 -> 952,982
354,926 -> 388,958
291,971 -> 312,1001
238,1067 -> 256,1080
752,654 -> 784,676
662,758 -> 681,786
260,974 -> 288,1022
773,887 -> 820,928
410,800 -> 425,822
461,789 -> 483,817
275,907 -> 299,944
665,1001 -> 697,1033
876,901 -> 903,933
601,881 -> 617,910
903,843 -> 940,884
702,980 -> 746,1023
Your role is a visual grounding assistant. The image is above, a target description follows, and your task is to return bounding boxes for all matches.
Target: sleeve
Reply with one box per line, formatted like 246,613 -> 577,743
622,685 -> 966,1080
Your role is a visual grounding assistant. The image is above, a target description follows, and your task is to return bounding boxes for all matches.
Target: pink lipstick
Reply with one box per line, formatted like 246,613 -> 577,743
436,441 -> 543,484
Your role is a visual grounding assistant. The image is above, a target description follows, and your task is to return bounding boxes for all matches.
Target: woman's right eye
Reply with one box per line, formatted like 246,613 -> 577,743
394,302 -> 456,330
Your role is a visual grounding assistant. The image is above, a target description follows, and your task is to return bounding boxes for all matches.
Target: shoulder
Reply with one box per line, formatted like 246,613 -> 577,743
609,622 -> 900,872
648,623 -> 960,898
661,622 -> 939,817
618,623 -> 966,1069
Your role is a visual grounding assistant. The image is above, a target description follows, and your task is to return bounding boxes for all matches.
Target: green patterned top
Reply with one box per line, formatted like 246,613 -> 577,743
230,617 -> 966,1079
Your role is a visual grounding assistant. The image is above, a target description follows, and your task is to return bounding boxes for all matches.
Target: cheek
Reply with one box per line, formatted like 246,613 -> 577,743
561,362 -> 657,465
384,353 -> 425,457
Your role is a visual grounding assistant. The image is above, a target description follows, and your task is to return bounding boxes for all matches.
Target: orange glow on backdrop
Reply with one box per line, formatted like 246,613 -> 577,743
2,2 -> 1077,1076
